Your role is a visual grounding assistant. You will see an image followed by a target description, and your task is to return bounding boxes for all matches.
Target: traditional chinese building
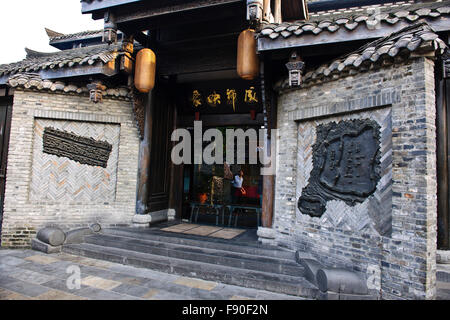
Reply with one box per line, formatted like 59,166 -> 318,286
0,0 -> 449,300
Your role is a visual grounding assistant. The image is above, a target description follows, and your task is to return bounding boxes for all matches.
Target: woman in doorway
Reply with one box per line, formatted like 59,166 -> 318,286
231,170 -> 246,204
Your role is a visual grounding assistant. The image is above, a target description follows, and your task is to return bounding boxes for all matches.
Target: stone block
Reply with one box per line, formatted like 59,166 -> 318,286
316,268 -> 368,295
31,238 -> 62,254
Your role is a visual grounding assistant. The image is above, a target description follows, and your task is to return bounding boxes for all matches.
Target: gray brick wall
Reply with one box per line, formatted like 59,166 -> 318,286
1,89 -> 140,248
269,57 -> 437,299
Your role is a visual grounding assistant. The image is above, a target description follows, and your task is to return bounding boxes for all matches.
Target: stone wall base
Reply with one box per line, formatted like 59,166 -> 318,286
132,210 -> 170,228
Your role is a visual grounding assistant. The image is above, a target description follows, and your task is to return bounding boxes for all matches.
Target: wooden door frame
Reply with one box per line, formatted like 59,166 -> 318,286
437,52 -> 450,250
0,95 -> 13,239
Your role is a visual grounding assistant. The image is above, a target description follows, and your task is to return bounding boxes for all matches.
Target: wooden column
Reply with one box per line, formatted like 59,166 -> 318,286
274,0 -> 282,24
260,56 -> 277,228
437,54 -> 450,249
136,91 -> 154,215
168,80 -> 184,220
263,0 -> 272,22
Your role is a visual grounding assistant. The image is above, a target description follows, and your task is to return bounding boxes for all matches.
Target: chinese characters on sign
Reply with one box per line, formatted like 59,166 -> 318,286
227,89 -> 237,112
207,91 -> 221,107
192,90 -> 202,108
190,86 -> 259,112
244,87 -> 258,104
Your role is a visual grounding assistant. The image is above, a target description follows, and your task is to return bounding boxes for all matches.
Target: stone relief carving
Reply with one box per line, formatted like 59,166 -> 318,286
43,127 -> 113,168
298,119 -> 381,218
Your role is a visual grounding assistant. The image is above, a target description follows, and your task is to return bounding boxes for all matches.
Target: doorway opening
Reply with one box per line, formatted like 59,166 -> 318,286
174,79 -> 264,231
181,125 -> 263,230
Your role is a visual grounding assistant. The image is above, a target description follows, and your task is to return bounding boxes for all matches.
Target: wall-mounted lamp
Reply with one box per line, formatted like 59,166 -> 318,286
285,51 -> 305,88
87,82 -> 106,103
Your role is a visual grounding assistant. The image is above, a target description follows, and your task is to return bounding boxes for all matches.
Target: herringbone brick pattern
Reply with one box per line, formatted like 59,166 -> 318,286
29,119 -> 120,203
296,107 -> 392,236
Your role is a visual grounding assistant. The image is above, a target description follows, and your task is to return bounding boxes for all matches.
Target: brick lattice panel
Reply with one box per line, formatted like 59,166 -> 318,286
29,119 -> 120,203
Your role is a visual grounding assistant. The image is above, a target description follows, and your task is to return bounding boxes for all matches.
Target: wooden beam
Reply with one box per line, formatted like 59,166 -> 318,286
81,0 -> 141,14
114,0 -> 242,25
177,113 -> 264,128
116,2 -> 245,34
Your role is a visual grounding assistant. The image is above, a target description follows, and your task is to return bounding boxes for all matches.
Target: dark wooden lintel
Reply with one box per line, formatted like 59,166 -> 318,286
177,113 -> 264,128
114,0 -> 242,25
81,0 -> 141,14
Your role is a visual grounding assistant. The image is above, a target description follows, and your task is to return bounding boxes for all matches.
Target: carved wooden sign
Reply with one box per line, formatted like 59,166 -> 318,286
298,119 -> 381,218
43,127 -> 113,168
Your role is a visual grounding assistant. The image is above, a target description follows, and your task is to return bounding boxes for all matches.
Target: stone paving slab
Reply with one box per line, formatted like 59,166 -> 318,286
1,249 -> 448,300
0,249 -> 305,300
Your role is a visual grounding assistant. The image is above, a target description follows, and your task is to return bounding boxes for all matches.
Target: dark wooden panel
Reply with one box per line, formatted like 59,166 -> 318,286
178,113 -> 264,128
282,0 -> 308,21
437,61 -> 449,249
147,85 -> 174,212
0,97 -> 12,240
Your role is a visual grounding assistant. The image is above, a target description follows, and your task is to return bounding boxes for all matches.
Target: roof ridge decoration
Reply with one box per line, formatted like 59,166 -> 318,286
276,21 -> 448,91
24,48 -> 57,59
47,29 -> 104,42
259,1 -> 450,40
6,73 -> 131,99
0,43 -> 122,79
45,28 -> 65,39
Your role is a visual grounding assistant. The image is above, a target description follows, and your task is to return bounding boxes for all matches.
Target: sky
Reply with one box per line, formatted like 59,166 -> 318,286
0,0 -> 103,64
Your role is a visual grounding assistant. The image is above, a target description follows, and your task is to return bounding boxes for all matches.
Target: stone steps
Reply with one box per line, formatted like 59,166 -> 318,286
437,264 -> 450,283
102,227 -> 295,260
61,228 -> 319,299
83,233 -> 303,277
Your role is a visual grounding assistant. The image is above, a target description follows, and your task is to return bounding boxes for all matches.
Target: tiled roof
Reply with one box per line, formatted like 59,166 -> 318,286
47,29 -> 104,42
0,44 -> 122,78
276,22 -> 447,90
7,73 -> 131,99
260,1 -> 450,40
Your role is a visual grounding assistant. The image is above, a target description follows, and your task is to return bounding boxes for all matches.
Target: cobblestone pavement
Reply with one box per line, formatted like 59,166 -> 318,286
0,249 -> 304,300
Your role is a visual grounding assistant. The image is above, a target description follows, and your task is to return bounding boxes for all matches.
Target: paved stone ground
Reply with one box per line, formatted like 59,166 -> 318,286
437,264 -> 450,300
0,249 -> 304,300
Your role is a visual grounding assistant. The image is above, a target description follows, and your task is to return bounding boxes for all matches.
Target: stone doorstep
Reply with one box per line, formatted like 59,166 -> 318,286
437,264 -> 450,283
437,250 -> 450,264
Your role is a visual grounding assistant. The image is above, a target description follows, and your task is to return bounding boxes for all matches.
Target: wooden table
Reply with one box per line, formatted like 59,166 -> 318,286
226,205 -> 262,228
189,202 -> 225,226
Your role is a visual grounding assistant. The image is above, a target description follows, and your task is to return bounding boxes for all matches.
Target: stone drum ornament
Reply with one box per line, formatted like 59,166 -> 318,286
298,119 -> 381,218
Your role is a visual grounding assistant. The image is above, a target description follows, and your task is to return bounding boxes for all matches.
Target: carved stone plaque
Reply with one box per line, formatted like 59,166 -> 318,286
43,127 -> 113,168
298,119 -> 381,217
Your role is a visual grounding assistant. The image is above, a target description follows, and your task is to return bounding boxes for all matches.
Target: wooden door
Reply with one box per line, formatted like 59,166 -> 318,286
0,97 -> 12,237
147,86 -> 174,212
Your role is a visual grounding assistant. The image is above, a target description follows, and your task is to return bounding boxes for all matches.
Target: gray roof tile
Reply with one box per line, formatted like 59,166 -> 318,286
276,22 -> 448,91
7,73 -> 131,98
0,44 -> 123,77
259,1 -> 450,40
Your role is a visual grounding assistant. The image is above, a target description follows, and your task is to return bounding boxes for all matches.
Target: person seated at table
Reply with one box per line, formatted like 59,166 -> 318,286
231,170 -> 246,204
